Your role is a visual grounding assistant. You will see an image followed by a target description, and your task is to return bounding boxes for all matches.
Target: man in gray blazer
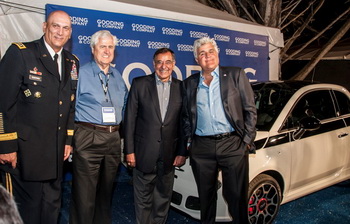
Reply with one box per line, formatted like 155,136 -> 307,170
124,48 -> 187,224
182,37 -> 257,224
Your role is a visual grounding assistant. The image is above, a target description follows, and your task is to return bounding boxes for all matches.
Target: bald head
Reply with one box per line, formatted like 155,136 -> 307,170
43,10 -> 72,52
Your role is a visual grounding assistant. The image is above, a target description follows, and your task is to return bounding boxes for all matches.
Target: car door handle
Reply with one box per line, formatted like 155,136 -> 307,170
338,133 -> 349,138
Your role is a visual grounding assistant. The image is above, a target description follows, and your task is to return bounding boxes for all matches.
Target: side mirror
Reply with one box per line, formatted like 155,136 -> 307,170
292,117 -> 321,140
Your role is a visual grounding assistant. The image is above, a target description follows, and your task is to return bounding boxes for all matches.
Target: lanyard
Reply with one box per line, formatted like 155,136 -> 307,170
98,72 -> 110,102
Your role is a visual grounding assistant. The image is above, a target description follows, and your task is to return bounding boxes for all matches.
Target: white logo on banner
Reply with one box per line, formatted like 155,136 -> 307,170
97,19 -> 124,29
177,44 -> 193,52
214,34 -> 230,42
189,31 -> 209,38
162,27 -> 183,36
225,49 -> 241,56
132,23 -> 156,33
245,51 -> 259,58
147,41 -> 170,49
71,16 -> 88,26
254,40 -> 267,47
118,39 -> 141,48
235,37 -> 250,44
78,35 -> 91,44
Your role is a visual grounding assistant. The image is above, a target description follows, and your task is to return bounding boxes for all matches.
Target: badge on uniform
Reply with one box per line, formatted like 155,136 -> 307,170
29,67 -> 42,75
24,89 -> 31,97
29,75 -> 42,82
34,92 -> 41,98
70,62 -> 78,80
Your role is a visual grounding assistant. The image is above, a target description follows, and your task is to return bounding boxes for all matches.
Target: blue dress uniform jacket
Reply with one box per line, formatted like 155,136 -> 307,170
0,37 -> 79,181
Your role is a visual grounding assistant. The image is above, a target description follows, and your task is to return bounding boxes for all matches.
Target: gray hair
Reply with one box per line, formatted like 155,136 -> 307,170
90,30 -> 118,50
0,185 -> 23,224
193,37 -> 219,59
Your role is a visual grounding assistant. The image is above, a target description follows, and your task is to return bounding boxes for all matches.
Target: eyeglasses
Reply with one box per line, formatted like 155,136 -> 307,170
154,60 -> 174,66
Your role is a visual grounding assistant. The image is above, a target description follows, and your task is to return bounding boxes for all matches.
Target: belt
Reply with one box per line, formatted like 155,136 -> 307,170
76,122 -> 119,133
197,132 -> 236,140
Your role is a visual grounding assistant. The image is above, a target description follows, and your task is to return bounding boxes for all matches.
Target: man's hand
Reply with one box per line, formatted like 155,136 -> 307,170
64,145 -> 73,161
0,152 -> 17,168
126,153 -> 136,168
173,156 -> 186,167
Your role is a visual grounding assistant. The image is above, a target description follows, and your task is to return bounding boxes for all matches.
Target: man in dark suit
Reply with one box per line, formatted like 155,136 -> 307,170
182,37 -> 257,224
0,10 -> 79,224
124,48 -> 187,224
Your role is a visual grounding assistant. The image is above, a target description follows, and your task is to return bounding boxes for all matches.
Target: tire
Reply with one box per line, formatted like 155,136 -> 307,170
248,174 -> 282,224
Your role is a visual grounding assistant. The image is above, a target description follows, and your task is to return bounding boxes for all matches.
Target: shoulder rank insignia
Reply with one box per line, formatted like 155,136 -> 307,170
72,54 -> 79,61
13,42 -> 26,49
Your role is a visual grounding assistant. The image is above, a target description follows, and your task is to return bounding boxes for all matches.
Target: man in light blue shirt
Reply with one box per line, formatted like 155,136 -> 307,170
70,30 -> 128,224
182,37 -> 257,224
195,66 -> 235,136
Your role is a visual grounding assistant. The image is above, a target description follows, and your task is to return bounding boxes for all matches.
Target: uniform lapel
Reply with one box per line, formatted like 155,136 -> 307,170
37,39 -> 60,81
61,52 -> 75,89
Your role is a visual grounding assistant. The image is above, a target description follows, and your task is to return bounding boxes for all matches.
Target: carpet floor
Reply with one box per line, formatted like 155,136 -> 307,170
59,168 -> 350,224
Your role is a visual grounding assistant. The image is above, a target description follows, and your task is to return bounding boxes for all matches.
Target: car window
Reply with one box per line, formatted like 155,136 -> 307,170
333,90 -> 350,116
285,90 -> 336,129
254,83 -> 294,131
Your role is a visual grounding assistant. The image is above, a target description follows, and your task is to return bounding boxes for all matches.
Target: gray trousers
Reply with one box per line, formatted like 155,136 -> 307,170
133,162 -> 175,224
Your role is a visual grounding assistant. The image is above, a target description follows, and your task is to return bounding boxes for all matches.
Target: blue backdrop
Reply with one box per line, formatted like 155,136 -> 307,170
47,4 -> 269,87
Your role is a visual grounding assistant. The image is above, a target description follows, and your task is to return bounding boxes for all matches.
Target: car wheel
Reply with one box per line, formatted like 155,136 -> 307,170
248,174 -> 282,224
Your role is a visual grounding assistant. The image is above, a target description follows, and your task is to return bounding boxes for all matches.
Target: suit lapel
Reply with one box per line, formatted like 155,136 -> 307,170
163,79 -> 178,122
190,74 -> 200,133
219,67 -> 230,108
148,74 -> 162,121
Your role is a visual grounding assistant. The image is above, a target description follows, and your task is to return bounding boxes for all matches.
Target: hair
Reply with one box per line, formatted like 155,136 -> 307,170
90,30 -> 118,50
153,48 -> 176,61
193,37 -> 219,59
0,185 -> 23,224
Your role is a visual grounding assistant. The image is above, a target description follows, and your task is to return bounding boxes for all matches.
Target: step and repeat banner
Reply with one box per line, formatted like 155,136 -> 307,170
47,4 -> 269,87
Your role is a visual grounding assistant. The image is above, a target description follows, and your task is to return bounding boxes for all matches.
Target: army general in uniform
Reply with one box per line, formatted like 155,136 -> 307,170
0,10 -> 79,224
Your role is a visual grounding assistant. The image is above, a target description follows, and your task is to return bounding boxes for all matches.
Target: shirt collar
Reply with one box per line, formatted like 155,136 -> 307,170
155,73 -> 172,84
200,66 -> 219,81
43,39 -> 62,59
91,60 -> 114,77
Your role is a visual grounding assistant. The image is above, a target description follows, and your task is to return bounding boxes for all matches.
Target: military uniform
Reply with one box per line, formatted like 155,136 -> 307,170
0,37 -> 79,223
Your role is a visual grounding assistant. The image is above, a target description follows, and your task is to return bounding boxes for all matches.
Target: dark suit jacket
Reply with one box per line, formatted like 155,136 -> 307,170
0,37 -> 79,180
124,73 -> 186,174
182,66 -> 257,153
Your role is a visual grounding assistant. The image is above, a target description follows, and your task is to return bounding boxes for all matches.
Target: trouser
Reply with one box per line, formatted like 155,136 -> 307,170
133,161 -> 175,224
1,171 -> 62,224
69,124 -> 121,224
190,134 -> 249,224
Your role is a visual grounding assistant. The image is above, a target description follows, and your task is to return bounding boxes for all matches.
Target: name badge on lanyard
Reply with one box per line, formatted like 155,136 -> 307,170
102,107 -> 116,123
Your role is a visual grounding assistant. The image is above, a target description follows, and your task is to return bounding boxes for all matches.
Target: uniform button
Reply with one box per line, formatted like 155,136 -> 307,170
59,101 -> 63,105
58,127 -> 61,130
33,82 -> 37,85
59,114 -> 63,117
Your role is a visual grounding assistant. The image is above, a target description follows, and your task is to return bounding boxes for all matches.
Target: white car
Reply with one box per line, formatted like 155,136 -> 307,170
171,81 -> 350,224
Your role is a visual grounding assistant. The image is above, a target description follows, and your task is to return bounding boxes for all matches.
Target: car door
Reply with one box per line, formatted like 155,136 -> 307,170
286,89 -> 347,191
332,90 -> 350,170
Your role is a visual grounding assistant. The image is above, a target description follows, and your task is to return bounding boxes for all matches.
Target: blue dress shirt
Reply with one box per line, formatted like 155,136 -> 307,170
75,61 -> 128,125
195,67 -> 234,136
